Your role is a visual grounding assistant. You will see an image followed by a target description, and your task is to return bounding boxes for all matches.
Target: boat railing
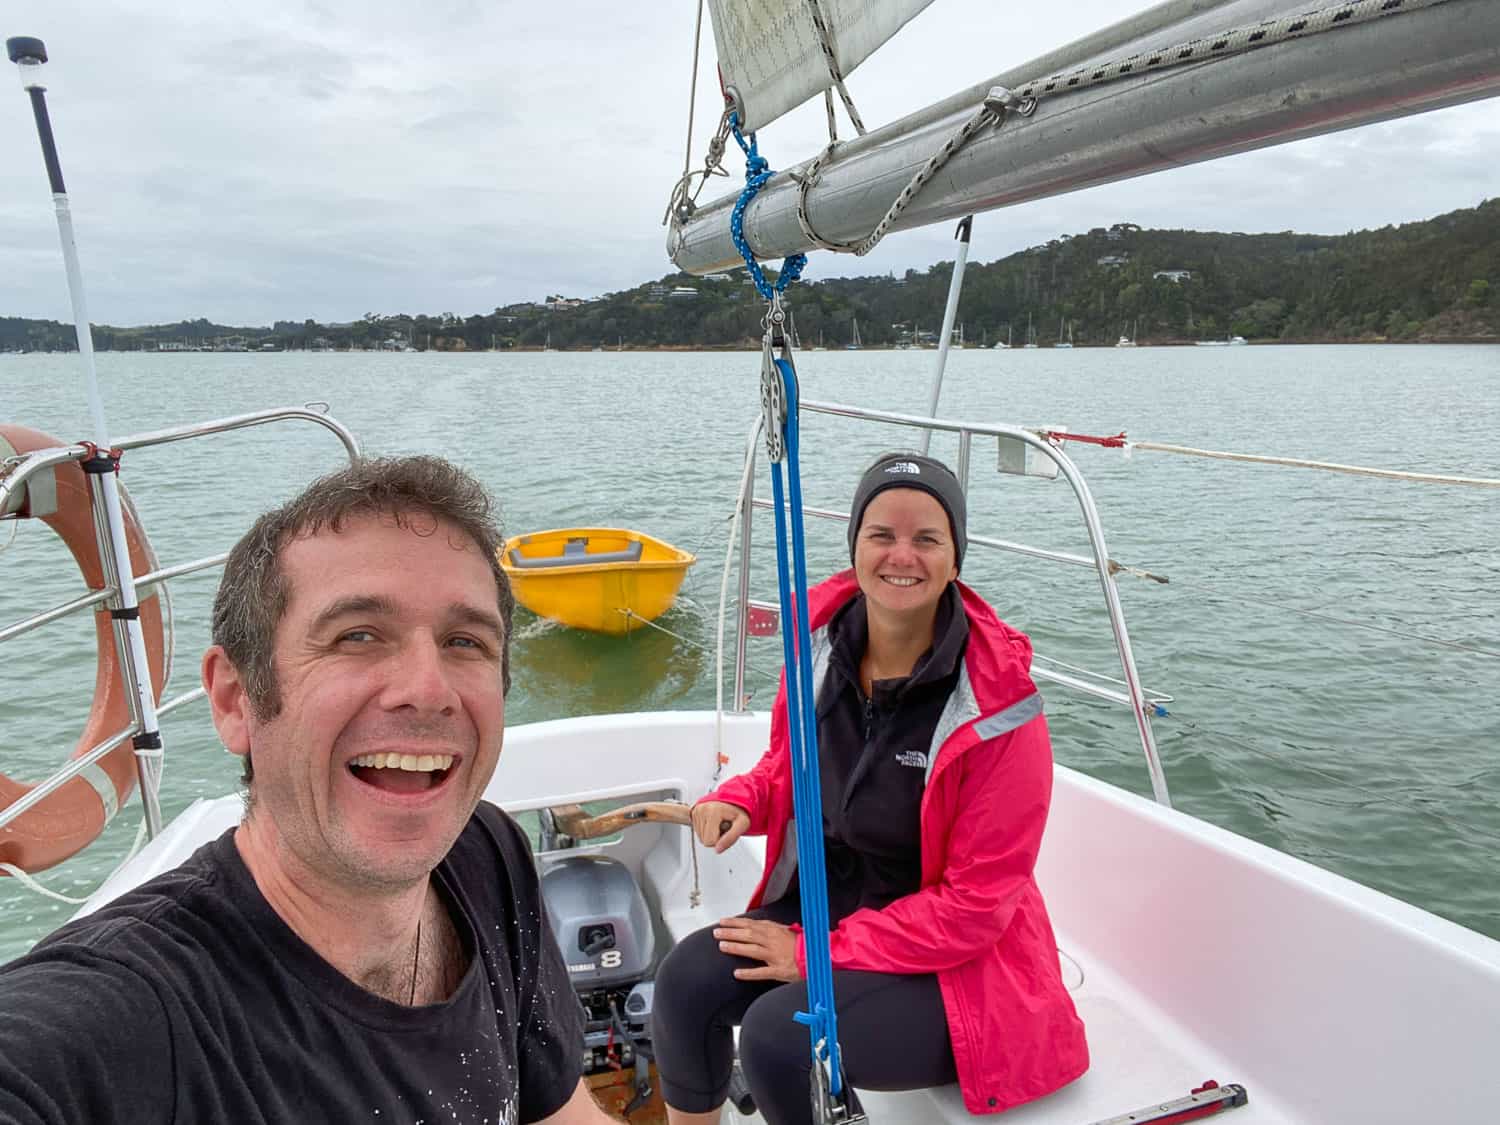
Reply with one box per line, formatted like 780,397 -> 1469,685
730,398 -> 1172,806
0,405 -> 360,839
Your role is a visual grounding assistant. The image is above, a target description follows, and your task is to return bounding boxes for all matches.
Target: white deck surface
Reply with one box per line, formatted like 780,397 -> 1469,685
78,710 -> 1500,1123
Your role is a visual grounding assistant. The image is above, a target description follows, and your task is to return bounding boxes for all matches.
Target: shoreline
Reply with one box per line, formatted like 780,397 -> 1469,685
5,337 -> 1496,357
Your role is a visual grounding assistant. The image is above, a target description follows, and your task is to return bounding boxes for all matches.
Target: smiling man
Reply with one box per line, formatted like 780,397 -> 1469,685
0,457 -> 616,1125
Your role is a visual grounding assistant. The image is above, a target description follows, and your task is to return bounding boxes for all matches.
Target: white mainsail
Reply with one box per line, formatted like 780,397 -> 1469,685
708,0 -> 935,132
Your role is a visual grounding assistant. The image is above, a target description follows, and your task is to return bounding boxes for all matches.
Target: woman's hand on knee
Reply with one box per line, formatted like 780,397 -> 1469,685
692,801 -> 750,853
714,917 -> 802,982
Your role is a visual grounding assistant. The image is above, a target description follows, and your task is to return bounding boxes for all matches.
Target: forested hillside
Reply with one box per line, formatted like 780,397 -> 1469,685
4,200 -> 1495,353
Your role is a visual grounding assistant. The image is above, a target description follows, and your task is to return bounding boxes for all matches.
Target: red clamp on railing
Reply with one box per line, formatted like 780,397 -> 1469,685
77,441 -> 123,476
1039,429 -> 1128,448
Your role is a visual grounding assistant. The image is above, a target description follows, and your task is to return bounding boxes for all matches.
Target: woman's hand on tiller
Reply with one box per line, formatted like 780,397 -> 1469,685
691,801 -> 750,853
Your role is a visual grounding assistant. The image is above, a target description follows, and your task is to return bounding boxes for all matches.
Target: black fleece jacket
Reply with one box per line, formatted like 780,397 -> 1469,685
781,583 -> 969,922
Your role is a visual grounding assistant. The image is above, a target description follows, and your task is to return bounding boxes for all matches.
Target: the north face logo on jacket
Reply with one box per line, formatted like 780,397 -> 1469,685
894,749 -> 928,769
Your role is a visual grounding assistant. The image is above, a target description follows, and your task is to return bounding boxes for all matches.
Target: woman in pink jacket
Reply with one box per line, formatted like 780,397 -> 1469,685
651,452 -> 1088,1124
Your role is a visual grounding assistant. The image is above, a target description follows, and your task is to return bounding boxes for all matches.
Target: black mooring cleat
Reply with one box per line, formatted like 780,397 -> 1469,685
7,37 -> 48,64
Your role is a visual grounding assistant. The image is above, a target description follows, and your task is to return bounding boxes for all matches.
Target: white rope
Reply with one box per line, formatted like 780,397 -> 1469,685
1057,946 -> 1086,992
1108,558 -> 1170,584
679,511 -> 738,597
617,605 -> 779,683
796,95 -> 1004,255
0,862 -> 92,905
716,421 -> 766,782
0,815 -> 149,906
1129,441 -> 1500,488
804,0 -> 868,137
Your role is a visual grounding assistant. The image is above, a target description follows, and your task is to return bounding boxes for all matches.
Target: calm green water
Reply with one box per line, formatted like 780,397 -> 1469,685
2,346 -> 1497,960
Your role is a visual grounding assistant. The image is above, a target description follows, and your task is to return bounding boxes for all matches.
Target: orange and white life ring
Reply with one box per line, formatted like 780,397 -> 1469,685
0,423 -> 169,874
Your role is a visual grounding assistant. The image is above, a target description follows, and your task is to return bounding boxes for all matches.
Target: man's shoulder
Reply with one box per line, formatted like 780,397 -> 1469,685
446,801 -> 537,888
441,804 -> 555,997
0,938 -> 176,1125
22,833 -> 234,962
0,852 -> 224,1103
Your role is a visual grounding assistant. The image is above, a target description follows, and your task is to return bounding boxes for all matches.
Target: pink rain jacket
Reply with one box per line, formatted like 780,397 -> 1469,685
704,571 -> 1088,1115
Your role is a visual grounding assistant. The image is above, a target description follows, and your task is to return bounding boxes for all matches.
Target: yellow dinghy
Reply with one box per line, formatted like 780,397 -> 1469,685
499,528 -> 695,635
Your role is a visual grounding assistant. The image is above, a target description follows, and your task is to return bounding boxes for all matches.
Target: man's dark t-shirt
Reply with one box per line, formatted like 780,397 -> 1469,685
0,802 -> 584,1124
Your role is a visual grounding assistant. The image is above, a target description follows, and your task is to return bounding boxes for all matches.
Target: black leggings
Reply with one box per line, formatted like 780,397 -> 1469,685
651,897 -> 957,1125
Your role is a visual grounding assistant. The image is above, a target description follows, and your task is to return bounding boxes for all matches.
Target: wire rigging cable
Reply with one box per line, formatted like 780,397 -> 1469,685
1036,428 -> 1500,489
663,0 -> 731,226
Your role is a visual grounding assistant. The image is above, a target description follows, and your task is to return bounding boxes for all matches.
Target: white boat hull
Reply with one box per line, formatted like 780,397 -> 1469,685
78,710 -> 1500,1122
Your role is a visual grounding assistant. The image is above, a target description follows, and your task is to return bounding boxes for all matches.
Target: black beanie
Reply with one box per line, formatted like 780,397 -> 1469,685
847,452 -> 967,573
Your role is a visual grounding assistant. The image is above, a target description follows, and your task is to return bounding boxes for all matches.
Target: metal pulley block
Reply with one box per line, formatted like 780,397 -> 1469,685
760,300 -> 793,463
809,1050 -> 865,1125
760,341 -> 787,463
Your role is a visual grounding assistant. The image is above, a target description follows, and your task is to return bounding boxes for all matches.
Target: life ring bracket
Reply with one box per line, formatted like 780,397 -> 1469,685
0,423 -> 169,874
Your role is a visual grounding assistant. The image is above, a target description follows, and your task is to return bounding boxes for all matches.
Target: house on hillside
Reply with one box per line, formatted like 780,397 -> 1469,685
1153,269 -> 1194,282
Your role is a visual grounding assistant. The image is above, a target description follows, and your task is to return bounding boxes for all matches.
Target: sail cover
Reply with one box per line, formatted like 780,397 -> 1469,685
708,0 -> 936,132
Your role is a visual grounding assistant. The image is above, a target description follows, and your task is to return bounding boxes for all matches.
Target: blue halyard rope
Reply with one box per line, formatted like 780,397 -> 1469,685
766,355 -> 845,1097
729,116 -> 808,301
728,110 -> 839,1098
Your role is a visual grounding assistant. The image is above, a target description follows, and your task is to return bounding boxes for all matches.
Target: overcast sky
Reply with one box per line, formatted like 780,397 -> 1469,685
2,1 -> 1495,327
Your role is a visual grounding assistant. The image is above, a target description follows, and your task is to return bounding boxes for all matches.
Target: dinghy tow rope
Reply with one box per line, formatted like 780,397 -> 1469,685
613,607 -> 782,685
791,0 -> 1455,259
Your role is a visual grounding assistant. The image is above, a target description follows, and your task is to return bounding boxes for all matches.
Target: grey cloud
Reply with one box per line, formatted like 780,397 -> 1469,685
188,37 -> 357,90
2,0 -> 1493,327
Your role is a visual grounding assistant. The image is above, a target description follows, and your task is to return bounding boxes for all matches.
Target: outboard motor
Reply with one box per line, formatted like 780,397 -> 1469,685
541,855 -> 658,1080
